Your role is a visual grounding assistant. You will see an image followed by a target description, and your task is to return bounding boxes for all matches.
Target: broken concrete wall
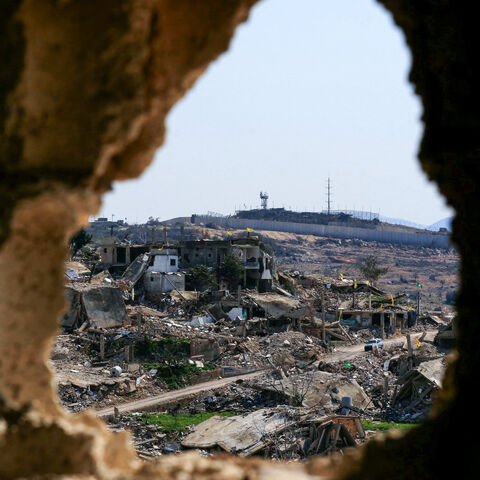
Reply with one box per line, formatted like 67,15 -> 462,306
63,285 -> 129,329
0,0 -> 478,479
144,272 -> 186,299
82,286 -> 129,329
62,286 -> 82,328
190,338 -> 220,362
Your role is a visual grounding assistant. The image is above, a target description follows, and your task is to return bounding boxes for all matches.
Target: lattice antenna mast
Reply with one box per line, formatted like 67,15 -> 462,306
326,178 -> 332,215
260,191 -> 269,210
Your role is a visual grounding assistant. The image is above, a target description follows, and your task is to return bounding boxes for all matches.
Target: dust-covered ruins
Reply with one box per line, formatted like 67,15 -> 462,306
56,218 -> 455,461
1,1 -> 479,480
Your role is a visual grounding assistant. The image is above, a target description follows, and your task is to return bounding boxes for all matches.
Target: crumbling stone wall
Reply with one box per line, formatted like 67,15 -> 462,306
0,0 -> 478,479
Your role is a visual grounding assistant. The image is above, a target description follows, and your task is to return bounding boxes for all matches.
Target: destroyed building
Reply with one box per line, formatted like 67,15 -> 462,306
143,248 -> 186,300
179,238 -> 275,291
99,236 -> 150,271
100,236 -> 276,293
339,309 -> 414,334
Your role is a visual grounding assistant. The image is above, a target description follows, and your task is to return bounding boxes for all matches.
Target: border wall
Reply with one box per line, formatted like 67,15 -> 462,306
193,215 -> 451,249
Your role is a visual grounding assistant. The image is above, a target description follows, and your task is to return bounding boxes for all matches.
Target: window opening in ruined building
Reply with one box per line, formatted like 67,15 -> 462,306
58,0 -> 459,468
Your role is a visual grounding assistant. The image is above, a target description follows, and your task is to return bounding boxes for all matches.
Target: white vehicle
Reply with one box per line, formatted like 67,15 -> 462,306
364,338 -> 384,351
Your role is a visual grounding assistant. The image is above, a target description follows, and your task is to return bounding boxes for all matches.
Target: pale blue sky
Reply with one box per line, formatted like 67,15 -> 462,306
100,0 -> 453,226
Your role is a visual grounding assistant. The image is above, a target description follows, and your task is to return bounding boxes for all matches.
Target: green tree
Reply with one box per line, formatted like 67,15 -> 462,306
218,254 -> 244,289
77,246 -> 101,281
69,228 -> 92,258
188,265 -> 217,291
356,255 -> 388,284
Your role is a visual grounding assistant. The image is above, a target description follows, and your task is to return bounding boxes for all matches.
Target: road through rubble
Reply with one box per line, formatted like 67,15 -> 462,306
96,370 -> 266,417
319,329 -> 438,364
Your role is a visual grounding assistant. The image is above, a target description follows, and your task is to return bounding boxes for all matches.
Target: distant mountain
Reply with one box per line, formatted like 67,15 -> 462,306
427,217 -> 453,232
378,215 -> 427,230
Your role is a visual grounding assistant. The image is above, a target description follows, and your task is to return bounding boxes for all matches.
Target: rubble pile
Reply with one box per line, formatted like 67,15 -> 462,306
214,331 -> 327,373
54,254 -> 452,460
108,413 -> 171,459
317,341 -> 446,422
389,357 -> 445,422
181,407 -> 366,460
54,333 -> 165,412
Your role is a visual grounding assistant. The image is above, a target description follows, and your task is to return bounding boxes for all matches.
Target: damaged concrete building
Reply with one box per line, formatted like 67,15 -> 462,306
339,308 -> 415,335
101,236 -> 275,293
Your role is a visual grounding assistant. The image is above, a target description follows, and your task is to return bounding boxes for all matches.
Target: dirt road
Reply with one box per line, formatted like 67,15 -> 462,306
319,329 -> 437,364
96,330 -> 436,417
96,370 -> 266,417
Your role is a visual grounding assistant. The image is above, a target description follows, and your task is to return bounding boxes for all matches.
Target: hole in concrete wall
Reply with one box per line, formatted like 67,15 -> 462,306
2,1 -> 471,478
60,0 -> 460,457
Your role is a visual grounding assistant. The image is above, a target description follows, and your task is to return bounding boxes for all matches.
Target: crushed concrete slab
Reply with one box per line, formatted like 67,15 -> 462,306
119,253 -> 150,288
415,358 -> 444,388
62,285 -> 128,329
257,371 -> 371,410
82,286 -> 129,328
181,407 -> 303,455
245,292 -> 311,319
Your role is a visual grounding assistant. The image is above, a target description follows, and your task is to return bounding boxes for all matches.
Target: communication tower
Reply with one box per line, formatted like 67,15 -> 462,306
260,191 -> 269,210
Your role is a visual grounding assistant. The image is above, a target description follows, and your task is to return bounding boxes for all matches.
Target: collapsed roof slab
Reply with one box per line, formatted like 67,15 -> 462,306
62,285 -> 128,329
82,286 -> 129,329
182,407 -> 303,455
245,292 -> 311,319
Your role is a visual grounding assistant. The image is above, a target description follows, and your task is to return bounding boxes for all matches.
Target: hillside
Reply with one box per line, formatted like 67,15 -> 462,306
200,226 -> 459,312
87,221 -> 458,312
428,217 -> 453,232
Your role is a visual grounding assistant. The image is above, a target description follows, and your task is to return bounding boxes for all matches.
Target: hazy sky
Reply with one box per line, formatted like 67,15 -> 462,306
100,0 -> 453,226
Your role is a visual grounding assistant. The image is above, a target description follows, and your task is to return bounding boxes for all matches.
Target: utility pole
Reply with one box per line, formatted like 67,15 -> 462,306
326,177 -> 332,215
321,290 -> 326,342
380,312 -> 385,339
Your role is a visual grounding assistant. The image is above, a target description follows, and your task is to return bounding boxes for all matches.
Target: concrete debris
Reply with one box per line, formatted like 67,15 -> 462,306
243,292 -> 313,320
119,253 -> 150,289
54,255 -> 450,458
256,371 -> 371,410
392,358 -> 445,421
65,261 -> 91,281
91,269 -> 114,284
182,407 -> 364,459
182,407 -> 301,455
62,284 -> 129,329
